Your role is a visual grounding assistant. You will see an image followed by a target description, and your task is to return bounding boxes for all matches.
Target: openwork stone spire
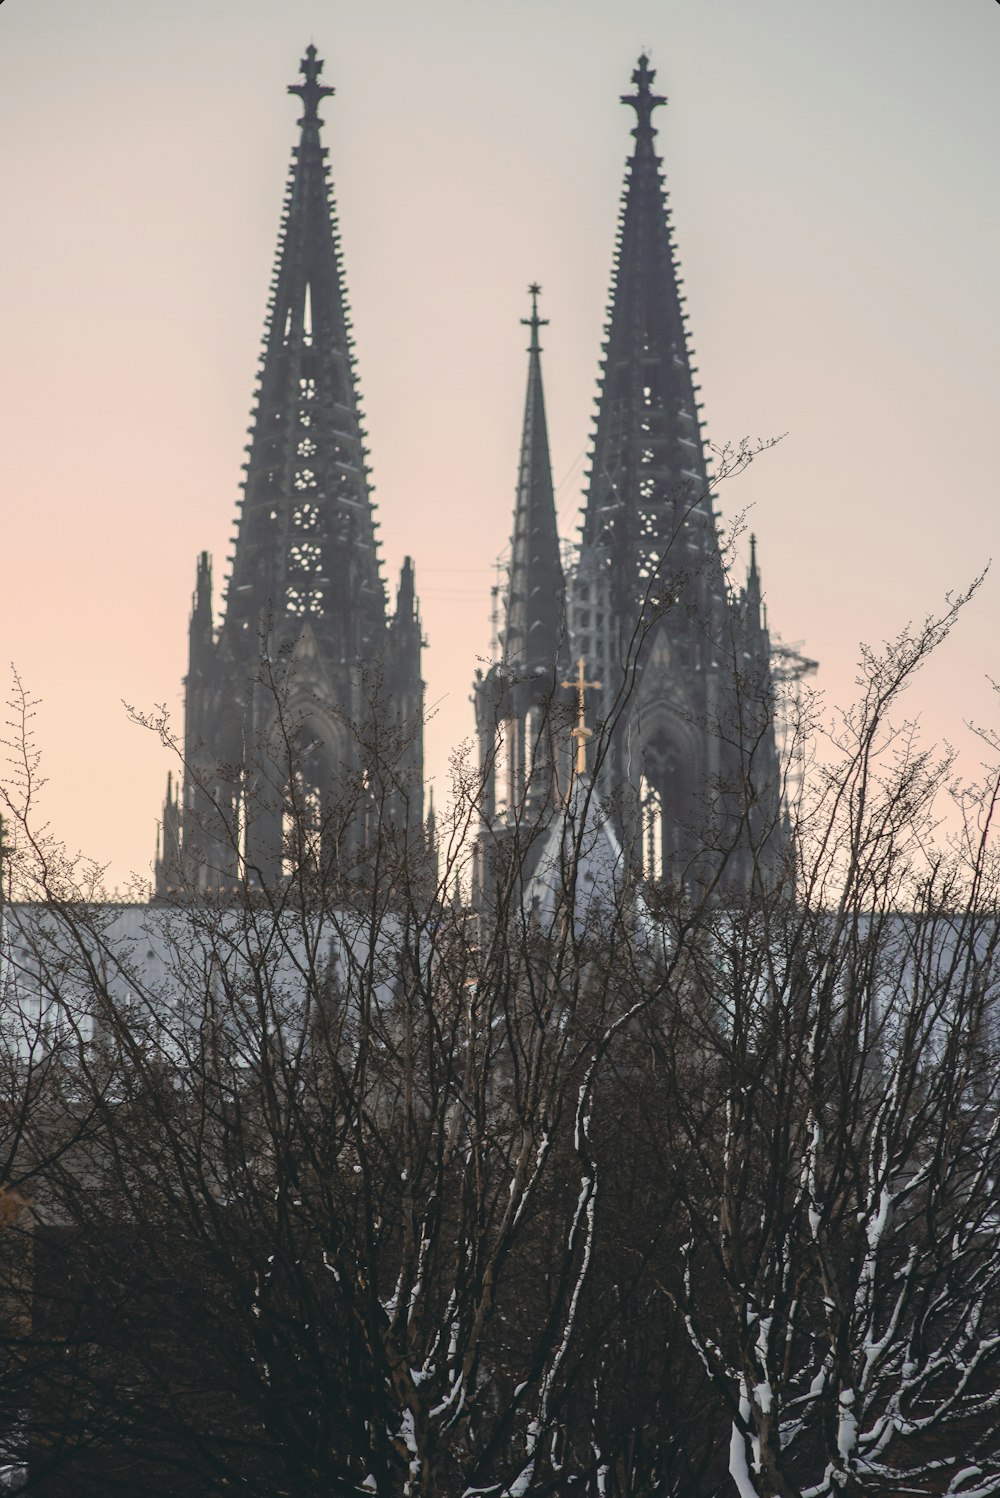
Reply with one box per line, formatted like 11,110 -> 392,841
581,53 -> 713,621
158,49 -> 423,896
504,285 -> 565,677
222,44 -> 384,663
568,56 -> 782,894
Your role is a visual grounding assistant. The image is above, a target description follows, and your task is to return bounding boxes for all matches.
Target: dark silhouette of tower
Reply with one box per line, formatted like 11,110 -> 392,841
474,287 -> 570,900
570,54 -> 781,891
153,46 -> 781,903
471,56 -> 781,903
156,47 -> 423,896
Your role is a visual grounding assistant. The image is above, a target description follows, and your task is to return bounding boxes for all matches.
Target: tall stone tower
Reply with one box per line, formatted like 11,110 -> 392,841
157,48 -> 423,896
571,55 -> 780,891
472,60 -> 782,905
474,287 -> 570,899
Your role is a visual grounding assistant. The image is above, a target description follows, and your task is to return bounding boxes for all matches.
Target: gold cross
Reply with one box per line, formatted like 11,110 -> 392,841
561,656 -> 602,777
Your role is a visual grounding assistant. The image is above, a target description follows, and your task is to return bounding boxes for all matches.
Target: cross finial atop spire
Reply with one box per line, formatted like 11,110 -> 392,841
288,44 -> 334,124
521,282 -> 549,353
621,53 -> 666,139
562,656 -> 603,777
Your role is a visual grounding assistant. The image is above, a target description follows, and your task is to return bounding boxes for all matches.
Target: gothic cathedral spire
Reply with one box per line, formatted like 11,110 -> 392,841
157,48 -> 423,897
570,55 -> 781,892
224,44 -> 383,659
580,53 -> 714,624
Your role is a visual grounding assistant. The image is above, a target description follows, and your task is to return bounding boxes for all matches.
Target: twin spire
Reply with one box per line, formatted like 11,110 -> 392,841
232,43 -> 708,682
169,46 -> 776,900
263,43 -> 763,714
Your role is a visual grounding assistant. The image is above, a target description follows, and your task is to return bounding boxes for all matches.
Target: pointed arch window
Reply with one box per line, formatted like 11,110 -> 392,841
494,722 -> 511,818
302,282 -> 314,348
640,772 -> 664,883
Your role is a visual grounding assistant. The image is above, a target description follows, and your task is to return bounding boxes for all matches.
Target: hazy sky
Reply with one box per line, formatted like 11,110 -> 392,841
1,0 -> 997,889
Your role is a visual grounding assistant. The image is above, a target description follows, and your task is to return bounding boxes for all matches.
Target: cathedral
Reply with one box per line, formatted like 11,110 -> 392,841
155,45 -> 782,902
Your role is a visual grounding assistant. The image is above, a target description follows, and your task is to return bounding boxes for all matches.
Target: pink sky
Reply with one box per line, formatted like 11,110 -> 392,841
0,0 -> 997,890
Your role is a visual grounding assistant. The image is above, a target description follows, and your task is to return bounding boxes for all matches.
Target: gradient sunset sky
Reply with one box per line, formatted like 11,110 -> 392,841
0,0 -> 997,889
